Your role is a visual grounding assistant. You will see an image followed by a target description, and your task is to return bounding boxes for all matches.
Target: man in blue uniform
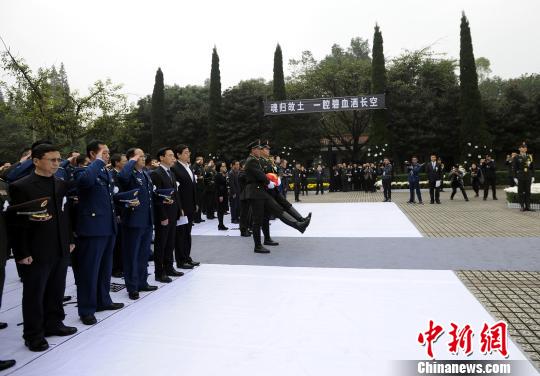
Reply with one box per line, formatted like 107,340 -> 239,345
117,148 -> 157,300
407,157 -> 424,204
74,140 -> 124,325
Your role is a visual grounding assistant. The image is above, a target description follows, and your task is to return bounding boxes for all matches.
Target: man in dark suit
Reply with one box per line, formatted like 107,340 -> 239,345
117,148 -> 158,300
513,142 -> 535,211
8,144 -> 78,352
171,145 -> 200,270
150,147 -> 184,283
426,154 -> 443,204
74,140 -> 124,325
228,160 -> 241,224
481,154 -> 498,200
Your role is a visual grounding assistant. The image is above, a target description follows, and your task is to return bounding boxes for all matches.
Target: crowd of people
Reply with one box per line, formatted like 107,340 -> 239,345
0,138 -> 535,371
0,138 -> 315,370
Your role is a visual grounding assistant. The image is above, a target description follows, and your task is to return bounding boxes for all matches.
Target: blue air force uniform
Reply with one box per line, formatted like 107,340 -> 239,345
407,163 -> 423,203
74,158 -> 117,316
117,160 -> 154,294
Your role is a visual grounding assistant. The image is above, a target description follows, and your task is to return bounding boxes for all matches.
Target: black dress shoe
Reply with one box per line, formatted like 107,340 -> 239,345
264,239 -> 279,246
178,262 -> 194,269
139,285 -> 158,292
45,324 -> 77,337
80,315 -> 97,325
166,269 -> 184,277
0,322 -> 7,330
96,302 -> 124,312
254,245 -> 270,254
218,225 -> 229,230
240,231 -> 251,237
63,295 -> 72,302
0,359 -> 16,371
25,338 -> 49,352
155,274 -> 173,283
129,291 -> 140,300
188,259 -> 200,266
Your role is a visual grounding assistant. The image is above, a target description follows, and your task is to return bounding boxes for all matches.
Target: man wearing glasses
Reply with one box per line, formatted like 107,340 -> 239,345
8,144 -> 77,352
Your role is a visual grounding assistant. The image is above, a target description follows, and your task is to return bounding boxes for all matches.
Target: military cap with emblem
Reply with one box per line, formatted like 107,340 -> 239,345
247,139 -> 262,151
155,188 -> 175,203
113,188 -> 140,206
7,196 -> 52,221
261,140 -> 271,149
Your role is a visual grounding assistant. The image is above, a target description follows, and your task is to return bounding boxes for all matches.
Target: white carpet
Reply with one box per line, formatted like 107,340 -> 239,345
192,202 -> 422,237
2,264 -> 536,376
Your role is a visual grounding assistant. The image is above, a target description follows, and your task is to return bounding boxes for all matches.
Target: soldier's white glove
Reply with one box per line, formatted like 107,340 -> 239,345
268,181 -> 275,189
514,178 -> 518,185
532,177 -> 535,183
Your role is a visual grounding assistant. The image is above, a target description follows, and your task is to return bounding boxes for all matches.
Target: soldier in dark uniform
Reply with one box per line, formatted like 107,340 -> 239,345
513,142 -> 535,212
238,160 -> 251,237
244,140 -> 311,254
0,175 -> 16,370
204,160 -> 217,219
109,153 -> 127,278
506,153 -> 517,187
407,157 -> 424,204
300,166 -> 309,195
228,160 -> 241,224
315,165 -> 324,195
215,161 -> 229,230
481,154 -> 497,200
74,140 -> 124,325
381,158 -> 393,202
192,156 -> 206,223
292,163 -> 302,202
8,144 -> 78,352
117,148 -> 157,300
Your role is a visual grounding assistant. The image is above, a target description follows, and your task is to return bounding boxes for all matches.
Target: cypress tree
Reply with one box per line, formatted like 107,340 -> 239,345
459,12 -> 489,152
208,46 -> 222,153
151,67 -> 165,153
273,44 -> 286,100
370,24 -> 388,145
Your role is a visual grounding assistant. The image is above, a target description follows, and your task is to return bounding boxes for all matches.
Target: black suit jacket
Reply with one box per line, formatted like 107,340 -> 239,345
426,162 -> 443,182
8,172 -> 73,262
171,162 -> 197,216
150,166 -> 182,222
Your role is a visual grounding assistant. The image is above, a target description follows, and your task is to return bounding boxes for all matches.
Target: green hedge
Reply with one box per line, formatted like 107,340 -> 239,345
506,191 -> 540,205
305,170 -> 540,186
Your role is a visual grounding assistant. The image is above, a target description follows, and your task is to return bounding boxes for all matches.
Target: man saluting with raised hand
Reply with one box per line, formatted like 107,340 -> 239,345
74,140 -> 124,326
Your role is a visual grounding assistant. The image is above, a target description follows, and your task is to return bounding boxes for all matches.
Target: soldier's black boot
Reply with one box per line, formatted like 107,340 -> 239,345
262,222 -> 279,246
278,211 -> 311,234
253,225 -> 270,253
287,205 -> 312,222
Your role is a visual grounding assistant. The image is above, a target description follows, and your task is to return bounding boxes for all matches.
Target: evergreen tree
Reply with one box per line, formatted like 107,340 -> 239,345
208,47 -> 222,152
151,67 -> 165,153
273,44 -> 286,100
459,12 -> 489,153
370,24 -> 388,146
271,43 -> 290,148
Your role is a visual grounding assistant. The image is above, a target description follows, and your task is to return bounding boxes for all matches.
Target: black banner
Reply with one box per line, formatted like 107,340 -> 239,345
264,94 -> 385,116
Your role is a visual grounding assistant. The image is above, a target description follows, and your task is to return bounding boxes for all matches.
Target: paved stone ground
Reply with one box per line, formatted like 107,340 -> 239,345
288,189 -> 540,368
457,271 -> 540,369
288,189 -> 540,237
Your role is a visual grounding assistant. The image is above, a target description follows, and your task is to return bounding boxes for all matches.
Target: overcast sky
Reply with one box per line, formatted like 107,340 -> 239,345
1,0 -> 539,102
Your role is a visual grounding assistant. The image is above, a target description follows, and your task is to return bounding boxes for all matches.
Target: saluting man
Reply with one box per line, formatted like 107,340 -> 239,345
74,140 -> 124,325
513,142 -> 535,212
117,148 -> 158,300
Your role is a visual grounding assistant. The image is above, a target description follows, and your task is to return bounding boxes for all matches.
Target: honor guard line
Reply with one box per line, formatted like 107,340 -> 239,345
264,94 -> 386,116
